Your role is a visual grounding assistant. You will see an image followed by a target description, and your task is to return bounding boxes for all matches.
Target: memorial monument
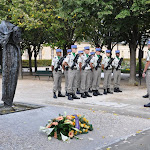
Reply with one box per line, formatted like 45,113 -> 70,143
0,21 -> 21,107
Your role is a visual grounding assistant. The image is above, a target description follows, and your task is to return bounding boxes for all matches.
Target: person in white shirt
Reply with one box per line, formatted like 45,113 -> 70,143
102,50 -> 113,95
143,41 -> 150,107
63,45 -> 80,100
112,50 -> 122,92
78,46 -> 92,98
51,49 -> 65,99
90,48 -> 103,96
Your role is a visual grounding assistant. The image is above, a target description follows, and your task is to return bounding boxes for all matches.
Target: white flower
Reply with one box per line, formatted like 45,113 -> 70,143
39,126 -> 54,135
60,132 -> 70,142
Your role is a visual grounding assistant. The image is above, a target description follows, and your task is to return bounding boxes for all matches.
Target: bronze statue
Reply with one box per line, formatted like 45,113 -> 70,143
0,21 -> 21,107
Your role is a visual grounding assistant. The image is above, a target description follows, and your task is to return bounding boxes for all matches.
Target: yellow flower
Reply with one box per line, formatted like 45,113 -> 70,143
77,114 -> 81,117
74,131 -> 77,135
71,115 -> 75,119
79,130 -> 82,133
80,124 -> 84,127
8,9 -> 10,11
72,122 -> 75,126
85,125 -> 89,129
83,118 -> 87,122
58,16 -> 61,18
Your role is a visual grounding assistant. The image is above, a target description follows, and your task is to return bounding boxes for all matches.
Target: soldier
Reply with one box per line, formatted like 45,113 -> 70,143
102,50 -> 113,95
90,48 -> 103,96
79,46 -> 92,98
76,50 -> 84,94
62,49 -> 72,96
63,45 -> 80,100
112,50 -> 122,92
89,51 -> 95,93
51,49 -> 65,99
143,41 -> 150,107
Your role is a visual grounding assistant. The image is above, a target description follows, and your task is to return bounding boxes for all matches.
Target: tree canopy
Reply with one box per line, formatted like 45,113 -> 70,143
0,0 -> 150,82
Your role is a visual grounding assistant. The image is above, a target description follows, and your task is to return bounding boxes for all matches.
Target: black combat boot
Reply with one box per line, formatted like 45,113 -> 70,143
144,103 -> 150,107
117,88 -> 122,92
72,93 -> 80,99
107,88 -> 113,94
93,90 -> 98,96
68,93 -> 73,100
76,89 -> 81,94
88,88 -> 93,93
114,88 -> 118,92
53,92 -> 57,99
103,89 -> 107,95
96,90 -> 102,95
66,91 -> 68,96
85,92 -> 92,97
58,91 -> 65,97
143,94 -> 149,98
81,93 -> 87,98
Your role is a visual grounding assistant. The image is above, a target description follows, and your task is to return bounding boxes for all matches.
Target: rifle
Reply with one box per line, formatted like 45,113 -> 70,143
55,55 -> 66,72
70,54 -> 79,70
95,55 -> 102,70
82,55 -> 92,70
65,66 -> 69,71
105,58 -> 114,70
116,58 -> 123,70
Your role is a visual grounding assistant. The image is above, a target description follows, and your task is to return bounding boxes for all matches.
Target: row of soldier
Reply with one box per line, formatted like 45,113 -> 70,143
51,45 -> 123,100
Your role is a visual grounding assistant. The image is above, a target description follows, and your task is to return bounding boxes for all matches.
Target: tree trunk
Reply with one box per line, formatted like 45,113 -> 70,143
63,45 -> 67,56
33,46 -> 37,72
129,42 -> 137,84
28,48 -> 32,75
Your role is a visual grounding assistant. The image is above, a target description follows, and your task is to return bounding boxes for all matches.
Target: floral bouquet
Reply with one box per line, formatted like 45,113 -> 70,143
40,113 -> 93,142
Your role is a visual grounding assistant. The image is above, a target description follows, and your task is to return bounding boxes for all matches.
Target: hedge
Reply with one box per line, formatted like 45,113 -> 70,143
22,60 -> 52,68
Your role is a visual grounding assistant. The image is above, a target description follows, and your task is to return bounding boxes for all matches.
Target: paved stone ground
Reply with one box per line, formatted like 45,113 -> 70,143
0,75 -> 150,150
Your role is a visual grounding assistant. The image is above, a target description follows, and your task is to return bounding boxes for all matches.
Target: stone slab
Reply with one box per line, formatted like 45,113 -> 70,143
0,106 -> 150,150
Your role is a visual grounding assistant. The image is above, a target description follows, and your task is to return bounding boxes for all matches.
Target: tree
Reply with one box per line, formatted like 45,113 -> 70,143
113,0 -> 150,83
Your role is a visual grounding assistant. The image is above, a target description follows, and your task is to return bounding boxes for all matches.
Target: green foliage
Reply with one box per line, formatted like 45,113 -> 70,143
22,60 -> 52,68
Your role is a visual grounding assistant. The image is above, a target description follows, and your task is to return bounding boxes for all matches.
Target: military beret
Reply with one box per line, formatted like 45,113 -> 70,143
56,49 -> 62,52
71,45 -> 77,49
90,52 -> 95,55
84,46 -> 90,50
95,48 -> 101,51
67,49 -> 72,53
106,50 -> 111,53
115,50 -> 120,53
148,41 -> 150,45
78,50 -> 83,54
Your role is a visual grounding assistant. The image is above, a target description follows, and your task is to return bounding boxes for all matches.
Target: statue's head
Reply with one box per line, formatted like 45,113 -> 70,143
0,21 -> 21,45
